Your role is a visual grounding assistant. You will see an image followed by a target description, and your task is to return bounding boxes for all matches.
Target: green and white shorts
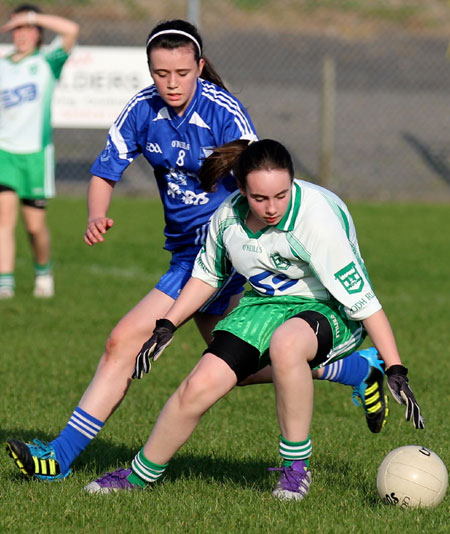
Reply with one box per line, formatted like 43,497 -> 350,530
0,146 -> 55,199
208,290 -> 366,382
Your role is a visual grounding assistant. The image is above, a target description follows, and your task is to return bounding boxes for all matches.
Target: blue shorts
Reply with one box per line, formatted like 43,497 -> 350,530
156,247 -> 245,315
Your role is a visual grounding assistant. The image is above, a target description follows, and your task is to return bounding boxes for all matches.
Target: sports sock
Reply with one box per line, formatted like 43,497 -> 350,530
50,406 -> 104,473
0,273 -> 14,290
319,351 -> 369,387
34,261 -> 52,276
128,448 -> 168,487
280,435 -> 312,467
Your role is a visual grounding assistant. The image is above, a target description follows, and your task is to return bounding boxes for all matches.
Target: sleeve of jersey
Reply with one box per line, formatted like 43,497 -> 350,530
90,100 -> 141,181
44,38 -> 70,79
303,202 -> 381,321
191,205 -> 231,288
218,95 -> 258,144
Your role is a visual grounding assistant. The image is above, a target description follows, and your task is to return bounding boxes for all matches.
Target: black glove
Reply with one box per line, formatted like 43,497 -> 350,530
132,319 -> 177,379
386,365 -> 424,429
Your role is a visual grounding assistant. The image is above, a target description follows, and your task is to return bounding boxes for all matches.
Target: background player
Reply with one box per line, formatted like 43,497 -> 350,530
0,4 -> 79,298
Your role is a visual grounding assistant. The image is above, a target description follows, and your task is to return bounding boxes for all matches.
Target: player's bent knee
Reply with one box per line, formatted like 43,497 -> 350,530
177,372 -> 221,413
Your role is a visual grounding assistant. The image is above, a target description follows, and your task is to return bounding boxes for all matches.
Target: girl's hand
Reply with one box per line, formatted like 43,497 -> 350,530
84,217 -> 114,246
386,365 -> 425,429
1,12 -> 36,32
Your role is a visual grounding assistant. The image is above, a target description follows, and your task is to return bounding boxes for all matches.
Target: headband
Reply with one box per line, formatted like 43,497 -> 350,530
146,29 -> 202,55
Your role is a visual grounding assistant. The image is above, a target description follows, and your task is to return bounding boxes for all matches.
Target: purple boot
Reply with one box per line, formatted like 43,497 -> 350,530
269,460 -> 312,501
84,468 -> 142,494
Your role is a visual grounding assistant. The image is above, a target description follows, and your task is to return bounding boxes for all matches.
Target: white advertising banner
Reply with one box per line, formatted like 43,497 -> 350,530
0,45 -> 152,129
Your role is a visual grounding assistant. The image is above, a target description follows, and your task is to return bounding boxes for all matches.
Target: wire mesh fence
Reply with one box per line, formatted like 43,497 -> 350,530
1,0 -> 449,201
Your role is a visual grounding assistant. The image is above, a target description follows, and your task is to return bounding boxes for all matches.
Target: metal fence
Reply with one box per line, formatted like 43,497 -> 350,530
1,1 -> 449,201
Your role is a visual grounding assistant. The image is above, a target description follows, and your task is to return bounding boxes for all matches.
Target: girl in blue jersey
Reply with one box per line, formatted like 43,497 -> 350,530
6,18 -> 259,481
83,139 -> 424,500
6,21 -> 387,483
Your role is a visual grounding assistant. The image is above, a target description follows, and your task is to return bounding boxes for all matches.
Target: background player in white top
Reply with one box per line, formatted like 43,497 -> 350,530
0,4 -> 79,298
83,139 -> 424,499
6,22 -> 390,483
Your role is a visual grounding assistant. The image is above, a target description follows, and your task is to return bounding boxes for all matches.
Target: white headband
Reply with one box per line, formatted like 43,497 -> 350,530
146,29 -> 202,55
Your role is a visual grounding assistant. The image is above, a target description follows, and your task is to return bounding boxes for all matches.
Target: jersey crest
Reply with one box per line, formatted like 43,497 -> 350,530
334,261 -> 364,294
270,253 -> 291,271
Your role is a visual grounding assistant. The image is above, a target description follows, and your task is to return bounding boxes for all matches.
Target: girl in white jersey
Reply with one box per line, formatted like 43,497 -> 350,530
6,22 -> 390,484
83,139 -> 424,499
0,4 -> 79,298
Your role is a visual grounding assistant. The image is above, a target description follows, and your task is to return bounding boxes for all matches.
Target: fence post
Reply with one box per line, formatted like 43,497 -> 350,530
318,56 -> 335,187
187,0 -> 200,28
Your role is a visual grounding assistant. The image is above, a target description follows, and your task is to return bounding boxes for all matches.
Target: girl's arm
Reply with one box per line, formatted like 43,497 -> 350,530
361,309 -> 402,369
84,176 -> 116,246
2,12 -> 80,52
362,308 -> 424,429
133,277 -> 218,379
165,277 -> 218,328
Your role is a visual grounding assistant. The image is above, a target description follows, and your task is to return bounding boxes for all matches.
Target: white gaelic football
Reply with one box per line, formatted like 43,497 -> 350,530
377,445 -> 448,508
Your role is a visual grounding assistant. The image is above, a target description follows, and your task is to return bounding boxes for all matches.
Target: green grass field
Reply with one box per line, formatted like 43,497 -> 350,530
1,197 -> 449,534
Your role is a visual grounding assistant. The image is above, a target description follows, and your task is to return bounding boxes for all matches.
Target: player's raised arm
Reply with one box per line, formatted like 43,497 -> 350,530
1,10 -> 79,52
84,176 -> 116,246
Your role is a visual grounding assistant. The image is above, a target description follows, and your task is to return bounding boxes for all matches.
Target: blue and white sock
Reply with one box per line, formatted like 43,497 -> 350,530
51,406 -> 104,473
320,351 -> 368,387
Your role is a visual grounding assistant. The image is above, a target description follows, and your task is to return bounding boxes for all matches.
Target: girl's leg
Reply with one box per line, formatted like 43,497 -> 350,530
79,288 -> 176,420
142,353 -> 238,464
21,203 -> 51,266
268,317 -> 317,502
21,203 -> 54,297
6,288 -> 179,479
0,190 -> 18,297
84,353 -> 237,492
270,318 -> 317,441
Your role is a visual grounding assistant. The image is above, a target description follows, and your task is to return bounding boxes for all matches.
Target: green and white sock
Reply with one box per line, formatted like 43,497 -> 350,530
0,273 -> 14,290
279,435 -> 312,467
128,448 -> 168,487
34,262 -> 52,276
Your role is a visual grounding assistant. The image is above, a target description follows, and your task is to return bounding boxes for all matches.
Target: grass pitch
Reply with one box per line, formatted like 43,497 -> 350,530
0,197 -> 448,533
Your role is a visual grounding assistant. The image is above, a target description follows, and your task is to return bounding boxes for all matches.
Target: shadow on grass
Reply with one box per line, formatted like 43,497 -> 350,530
1,427 -> 271,491
2,428 -> 384,503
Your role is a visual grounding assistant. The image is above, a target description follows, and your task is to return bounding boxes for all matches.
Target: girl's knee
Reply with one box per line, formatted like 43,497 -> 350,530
270,319 -> 316,366
177,368 -> 223,413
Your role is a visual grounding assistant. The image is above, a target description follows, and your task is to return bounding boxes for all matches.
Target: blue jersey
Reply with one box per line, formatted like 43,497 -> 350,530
91,78 -> 257,251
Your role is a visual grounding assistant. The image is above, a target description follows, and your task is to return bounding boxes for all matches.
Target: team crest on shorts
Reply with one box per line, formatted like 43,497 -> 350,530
270,253 -> 290,270
334,261 -> 364,294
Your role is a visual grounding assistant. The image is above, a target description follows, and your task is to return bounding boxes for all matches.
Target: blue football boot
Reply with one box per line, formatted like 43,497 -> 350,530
6,439 -> 71,481
352,347 -> 389,433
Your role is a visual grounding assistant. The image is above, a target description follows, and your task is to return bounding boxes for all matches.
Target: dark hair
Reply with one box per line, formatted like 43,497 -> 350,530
146,19 -> 227,91
199,139 -> 295,192
13,3 -> 43,47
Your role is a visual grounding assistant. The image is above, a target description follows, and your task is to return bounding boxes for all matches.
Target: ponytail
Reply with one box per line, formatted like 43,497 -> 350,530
199,140 -> 250,192
200,139 -> 294,193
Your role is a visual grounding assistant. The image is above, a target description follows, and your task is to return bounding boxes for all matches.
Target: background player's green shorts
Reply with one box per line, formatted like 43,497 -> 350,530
0,146 -> 55,199
214,289 -> 366,369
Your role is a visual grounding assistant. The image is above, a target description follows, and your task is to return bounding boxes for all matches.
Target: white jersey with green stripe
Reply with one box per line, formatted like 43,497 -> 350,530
0,39 -> 69,154
192,179 -> 381,321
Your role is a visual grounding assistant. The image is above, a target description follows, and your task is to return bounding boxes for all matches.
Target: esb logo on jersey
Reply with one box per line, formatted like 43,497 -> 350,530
146,142 -> 162,153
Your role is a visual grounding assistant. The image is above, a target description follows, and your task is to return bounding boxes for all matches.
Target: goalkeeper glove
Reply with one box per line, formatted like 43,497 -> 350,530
132,319 -> 177,379
386,365 -> 424,429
